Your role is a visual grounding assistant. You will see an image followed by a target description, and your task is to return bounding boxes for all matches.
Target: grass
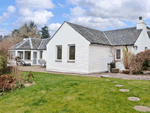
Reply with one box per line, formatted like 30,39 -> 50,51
0,72 -> 150,113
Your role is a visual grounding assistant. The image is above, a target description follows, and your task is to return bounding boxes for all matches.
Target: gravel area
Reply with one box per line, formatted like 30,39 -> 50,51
19,66 -> 150,80
100,73 -> 150,80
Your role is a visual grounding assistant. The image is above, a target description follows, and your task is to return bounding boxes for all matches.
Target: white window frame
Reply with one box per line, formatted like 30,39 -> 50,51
116,49 -> 121,60
68,44 -> 75,62
55,45 -> 62,62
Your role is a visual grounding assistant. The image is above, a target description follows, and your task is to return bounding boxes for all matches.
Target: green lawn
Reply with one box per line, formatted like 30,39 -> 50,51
0,72 -> 150,113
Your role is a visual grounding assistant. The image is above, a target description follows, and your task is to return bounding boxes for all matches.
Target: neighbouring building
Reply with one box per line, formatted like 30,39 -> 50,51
9,37 -> 51,65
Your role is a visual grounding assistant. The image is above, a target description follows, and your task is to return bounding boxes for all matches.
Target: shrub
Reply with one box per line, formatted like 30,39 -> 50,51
122,70 -> 130,74
0,74 -> 17,92
122,46 -> 133,69
130,50 -> 150,74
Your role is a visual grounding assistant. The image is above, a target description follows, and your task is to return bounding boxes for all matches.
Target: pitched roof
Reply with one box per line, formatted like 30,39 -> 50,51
104,27 -> 142,45
66,22 -> 111,45
10,38 -> 51,50
66,22 -> 142,46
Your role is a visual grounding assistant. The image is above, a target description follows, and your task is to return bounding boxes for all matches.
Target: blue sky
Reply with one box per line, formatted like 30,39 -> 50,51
0,0 -> 150,36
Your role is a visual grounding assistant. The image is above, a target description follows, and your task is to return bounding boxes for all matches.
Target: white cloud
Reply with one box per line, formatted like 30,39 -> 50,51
66,0 -> 150,29
14,0 -> 55,27
49,23 -> 61,31
15,10 -> 54,26
7,5 -> 16,13
0,27 -> 10,36
57,2 -> 64,8
70,6 -> 85,16
16,0 -> 55,9
0,5 -> 16,22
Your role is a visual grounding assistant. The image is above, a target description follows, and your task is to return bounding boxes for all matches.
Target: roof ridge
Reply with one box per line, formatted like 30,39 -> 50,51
66,21 -> 137,32
102,31 -> 112,45
16,39 -> 29,49
66,21 -> 103,32
38,39 -> 44,49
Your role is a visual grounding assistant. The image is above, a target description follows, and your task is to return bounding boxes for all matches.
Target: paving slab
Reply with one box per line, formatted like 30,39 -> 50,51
133,105 -> 150,112
128,97 -> 140,101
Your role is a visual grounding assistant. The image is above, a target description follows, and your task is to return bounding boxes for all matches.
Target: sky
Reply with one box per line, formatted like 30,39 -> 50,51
0,0 -> 150,36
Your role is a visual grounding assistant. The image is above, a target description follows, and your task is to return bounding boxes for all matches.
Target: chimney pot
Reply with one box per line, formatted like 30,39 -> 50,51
139,16 -> 142,20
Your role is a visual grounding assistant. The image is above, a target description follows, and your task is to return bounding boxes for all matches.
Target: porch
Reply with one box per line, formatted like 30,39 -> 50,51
8,50 -> 43,65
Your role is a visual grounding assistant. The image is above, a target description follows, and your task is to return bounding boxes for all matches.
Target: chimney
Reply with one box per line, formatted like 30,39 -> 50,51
137,16 -> 146,30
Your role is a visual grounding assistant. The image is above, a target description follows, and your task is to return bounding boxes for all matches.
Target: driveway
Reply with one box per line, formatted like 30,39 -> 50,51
18,66 -> 150,80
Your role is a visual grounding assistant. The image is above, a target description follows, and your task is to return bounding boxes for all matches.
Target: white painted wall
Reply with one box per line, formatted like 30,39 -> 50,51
134,28 -> 150,54
46,22 -> 90,74
89,45 -> 113,73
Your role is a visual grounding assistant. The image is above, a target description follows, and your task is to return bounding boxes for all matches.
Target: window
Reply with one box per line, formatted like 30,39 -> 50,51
40,51 -> 43,59
133,46 -> 138,50
56,45 -> 62,60
145,47 -> 148,50
25,51 -> 31,60
18,51 -> 23,59
69,45 -> 75,60
116,49 -> 121,60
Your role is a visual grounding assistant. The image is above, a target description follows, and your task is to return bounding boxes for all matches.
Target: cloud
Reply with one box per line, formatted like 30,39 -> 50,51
14,10 -> 54,27
57,2 -> 64,8
14,0 -> 55,27
70,6 -> 85,16
0,5 -> 16,22
7,5 -> 16,13
65,0 -> 150,30
48,23 -> 61,31
48,23 -> 61,36
16,0 -> 55,9
0,27 -> 10,36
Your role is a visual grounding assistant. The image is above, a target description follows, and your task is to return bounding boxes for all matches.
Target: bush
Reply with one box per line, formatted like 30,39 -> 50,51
122,46 -> 133,69
122,70 -> 130,74
130,50 -> 150,74
0,74 -> 17,92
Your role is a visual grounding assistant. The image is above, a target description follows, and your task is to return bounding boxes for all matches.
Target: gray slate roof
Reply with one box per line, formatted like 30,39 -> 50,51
10,38 -> 51,50
66,22 -> 142,46
67,22 -> 110,45
104,27 -> 142,45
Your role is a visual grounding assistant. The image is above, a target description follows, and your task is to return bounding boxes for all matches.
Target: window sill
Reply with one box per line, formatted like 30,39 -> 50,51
67,60 -> 75,63
55,60 -> 62,62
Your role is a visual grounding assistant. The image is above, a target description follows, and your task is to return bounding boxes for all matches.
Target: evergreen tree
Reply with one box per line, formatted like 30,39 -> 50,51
41,26 -> 50,39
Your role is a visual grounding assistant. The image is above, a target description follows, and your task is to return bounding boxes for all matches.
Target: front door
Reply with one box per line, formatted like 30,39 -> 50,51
33,52 -> 37,65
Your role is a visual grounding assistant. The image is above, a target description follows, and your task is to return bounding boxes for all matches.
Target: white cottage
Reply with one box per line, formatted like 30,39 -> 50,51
45,17 -> 150,74
9,38 -> 51,65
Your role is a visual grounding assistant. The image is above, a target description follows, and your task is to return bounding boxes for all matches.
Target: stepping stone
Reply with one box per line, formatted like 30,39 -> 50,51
119,89 -> 129,92
105,79 -> 111,81
115,85 -> 124,87
133,105 -> 150,112
101,75 -> 110,78
128,97 -> 140,101
113,81 -> 118,83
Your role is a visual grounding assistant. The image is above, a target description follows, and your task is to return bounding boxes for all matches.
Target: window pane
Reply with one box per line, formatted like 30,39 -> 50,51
25,51 -> 31,60
57,46 -> 62,59
116,49 -> 120,59
69,46 -> 75,60
40,51 -> 43,59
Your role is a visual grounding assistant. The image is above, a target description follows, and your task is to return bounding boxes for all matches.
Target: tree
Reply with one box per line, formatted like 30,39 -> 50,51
0,35 -> 2,42
41,26 -> 50,39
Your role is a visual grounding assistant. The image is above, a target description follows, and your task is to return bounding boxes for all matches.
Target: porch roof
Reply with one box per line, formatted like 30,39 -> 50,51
10,38 -> 51,50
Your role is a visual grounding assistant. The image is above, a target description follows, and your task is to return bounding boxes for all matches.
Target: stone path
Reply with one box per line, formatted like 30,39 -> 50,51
119,89 -> 130,92
133,106 -> 150,112
115,85 -> 124,87
105,79 -> 111,81
128,97 -> 140,101
113,81 -> 118,83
